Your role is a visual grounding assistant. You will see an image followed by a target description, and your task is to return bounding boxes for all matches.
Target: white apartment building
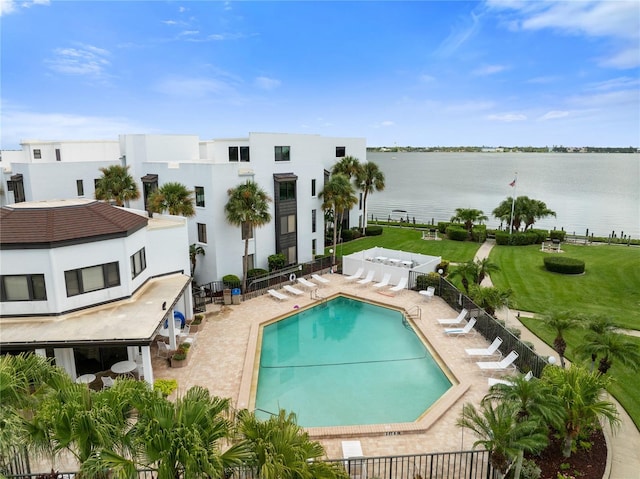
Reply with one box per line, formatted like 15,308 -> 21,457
0,199 -> 192,385
1,133 -> 367,284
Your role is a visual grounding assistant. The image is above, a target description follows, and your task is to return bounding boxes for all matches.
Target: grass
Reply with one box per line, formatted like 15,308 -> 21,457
488,243 -> 640,329
331,226 -> 480,263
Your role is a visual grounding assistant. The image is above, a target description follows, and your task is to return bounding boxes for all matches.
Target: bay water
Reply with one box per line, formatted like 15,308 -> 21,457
365,152 -> 640,238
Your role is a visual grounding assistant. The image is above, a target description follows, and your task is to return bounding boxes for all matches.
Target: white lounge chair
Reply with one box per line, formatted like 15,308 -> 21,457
342,440 -> 366,479
465,337 -> 503,357
437,308 -> 468,325
373,273 -> 391,288
296,277 -> 316,288
311,274 -> 330,284
488,370 -> 534,387
477,350 -> 519,373
419,286 -> 435,301
388,276 -> 408,293
444,317 -> 477,335
345,267 -> 364,281
357,270 -> 376,285
283,284 -> 304,296
268,289 -> 289,301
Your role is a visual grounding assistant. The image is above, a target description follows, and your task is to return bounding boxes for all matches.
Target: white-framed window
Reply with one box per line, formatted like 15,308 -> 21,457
64,262 -> 120,297
131,247 -> 147,279
1,274 -> 47,301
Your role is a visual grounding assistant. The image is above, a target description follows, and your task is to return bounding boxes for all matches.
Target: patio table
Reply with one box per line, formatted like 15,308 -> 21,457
76,373 -> 96,384
111,360 -> 137,376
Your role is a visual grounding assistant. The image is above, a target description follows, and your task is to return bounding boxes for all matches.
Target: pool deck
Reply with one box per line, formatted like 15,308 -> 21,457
152,273 -> 501,459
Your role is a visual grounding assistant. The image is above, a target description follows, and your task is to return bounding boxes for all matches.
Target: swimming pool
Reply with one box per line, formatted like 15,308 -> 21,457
254,296 -> 452,427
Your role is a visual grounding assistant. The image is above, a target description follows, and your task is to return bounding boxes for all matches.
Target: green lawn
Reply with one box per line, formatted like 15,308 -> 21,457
488,244 -> 640,329
331,227 -> 480,263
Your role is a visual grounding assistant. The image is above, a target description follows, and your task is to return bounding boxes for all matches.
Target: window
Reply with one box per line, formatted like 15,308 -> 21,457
280,214 -> 296,234
55,149 -> 61,162
311,209 -> 317,233
311,179 -> 316,197
10,175 -> 25,203
195,186 -> 205,207
246,254 -> 255,271
64,262 -> 120,297
336,146 -> 346,157
274,146 -> 290,162
229,146 -> 239,162
240,146 -> 250,162
279,181 -> 296,201
33,149 -> 42,159
283,246 -> 297,265
76,180 -> 84,196
141,174 -> 158,212
359,192 -> 363,210
130,248 -> 147,279
312,239 -> 317,256
242,221 -> 254,240
197,223 -> 207,243
1,274 -> 47,301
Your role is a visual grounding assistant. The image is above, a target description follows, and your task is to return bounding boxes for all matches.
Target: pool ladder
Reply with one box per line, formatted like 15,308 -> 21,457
311,289 -> 327,304
406,305 -> 421,322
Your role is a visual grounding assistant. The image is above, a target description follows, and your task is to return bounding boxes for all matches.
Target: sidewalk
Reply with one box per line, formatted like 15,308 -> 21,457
473,240 -> 640,479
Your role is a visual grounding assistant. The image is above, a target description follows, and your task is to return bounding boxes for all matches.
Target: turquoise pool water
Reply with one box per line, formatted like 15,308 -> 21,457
255,296 -> 452,427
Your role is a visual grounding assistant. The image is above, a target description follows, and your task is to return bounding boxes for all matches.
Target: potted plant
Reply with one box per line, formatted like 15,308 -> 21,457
154,378 -> 178,397
170,345 -> 190,368
189,314 -> 205,332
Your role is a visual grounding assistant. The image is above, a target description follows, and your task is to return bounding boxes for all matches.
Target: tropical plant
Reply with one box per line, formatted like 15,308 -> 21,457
147,182 -> 195,217
476,257 -> 500,285
469,285 -> 513,317
355,161 -> 385,234
451,208 -> 488,237
331,155 -> 361,180
224,180 -> 272,293
542,365 -> 620,458
189,243 -> 205,276
94,165 -> 140,206
319,173 -> 357,265
457,400 -> 547,478
493,196 -> 556,232
448,260 -> 479,294
543,311 -> 581,368
237,409 -> 348,479
574,330 -> 640,375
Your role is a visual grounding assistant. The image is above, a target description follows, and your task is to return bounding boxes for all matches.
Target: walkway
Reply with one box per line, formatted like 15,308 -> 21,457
474,240 -> 640,479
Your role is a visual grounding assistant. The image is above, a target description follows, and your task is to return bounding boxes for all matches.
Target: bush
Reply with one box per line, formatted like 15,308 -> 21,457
528,229 -> 549,243
471,224 -> 487,242
268,253 -> 286,271
247,268 -> 268,279
436,260 -> 450,275
365,225 -> 383,236
543,256 -> 586,274
154,378 -> 178,397
446,225 -> 468,241
549,229 -> 567,241
192,314 -> 203,325
519,458 -> 542,479
437,221 -> 451,234
495,231 -> 540,246
341,227 -> 362,242
222,274 -> 240,288
416,272 -> 440,290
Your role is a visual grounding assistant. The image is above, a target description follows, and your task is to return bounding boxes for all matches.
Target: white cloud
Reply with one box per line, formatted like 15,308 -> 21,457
419,74 -> 436,83
254,76 -> 281,91
487,113 -> 526,122
180,30 -> 199,37
586,76 -> 640,91
539,110 -> 569,121
435,11 -> 482,57
445,100 -> 495,113
598,46 -> 640,69
526,76 -> 559,84
0,0 -> 49,16
154,76 -> 239,98
46,44 -> 111,77
472,64 -> 508,76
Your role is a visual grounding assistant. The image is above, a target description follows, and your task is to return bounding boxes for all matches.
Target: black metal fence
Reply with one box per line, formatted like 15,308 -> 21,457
6,451 -> 495,479
408,272 -> 548,378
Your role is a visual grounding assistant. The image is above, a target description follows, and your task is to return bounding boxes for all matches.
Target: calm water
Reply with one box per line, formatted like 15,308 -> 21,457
255,296 -> 451,427
366,152 -> 640,238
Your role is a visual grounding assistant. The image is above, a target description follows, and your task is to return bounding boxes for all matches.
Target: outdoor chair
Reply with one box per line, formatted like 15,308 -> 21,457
465,337 -> 503,357
373,273 -> 391,288
388,276 -> 408,293
444,317 -> 477,336
476,350 -> 519,374
284,284 -> 304,295
268,289 -> 289,301
345,267 -> 364,281
311,274 -> 330,284
437,308 -> 468,325
101,376 -> 115,389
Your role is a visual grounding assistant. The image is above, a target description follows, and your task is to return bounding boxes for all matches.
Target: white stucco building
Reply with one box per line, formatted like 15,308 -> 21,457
0,199 -> 192,385
1,133 -> 367,284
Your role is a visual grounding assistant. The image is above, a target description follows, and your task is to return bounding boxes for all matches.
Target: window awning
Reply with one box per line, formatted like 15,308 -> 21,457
273,173 -> 298,181
141,174 -> 158,182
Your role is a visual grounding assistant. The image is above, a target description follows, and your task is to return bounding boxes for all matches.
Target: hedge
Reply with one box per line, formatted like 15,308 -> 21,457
437,222 -> 451,234
365,225 -> 383,236
549,230 -> 567,241
247,268 -> 268,278
222,274 -> 241,287
543,256 -> 586,274
446,225 -> 468,241
495,231 -> 541,246
471,224 -> 487,242
416,272 -> 441,289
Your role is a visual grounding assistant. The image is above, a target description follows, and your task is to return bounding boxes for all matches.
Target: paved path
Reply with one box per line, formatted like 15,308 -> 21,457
474,240 -> 640,479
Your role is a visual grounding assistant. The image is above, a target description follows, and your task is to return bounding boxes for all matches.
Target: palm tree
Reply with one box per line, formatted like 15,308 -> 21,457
451,208 -> 488,237
237,409 -> 347,479
448,261 -> 479,294
469,285 -> 512,317
355,161 -> 385,234
521,198 -> 556,231
147,182 -> 195,217
542,365 -> 620,457
544,311 -> 580,368
319,173 -> 357,264
575,315 -> 616,371
457,400 -> 547,478
575,330 -> 640,375
189,243 -> 205,277
95,165 -> 140,206
332,155 -> 361,180
492,196 -> 555,232
475,257 -> 500,285
224,180 -> 272,293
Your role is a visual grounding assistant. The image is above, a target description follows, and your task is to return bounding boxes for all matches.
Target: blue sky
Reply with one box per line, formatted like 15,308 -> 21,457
1,0 -> 639,149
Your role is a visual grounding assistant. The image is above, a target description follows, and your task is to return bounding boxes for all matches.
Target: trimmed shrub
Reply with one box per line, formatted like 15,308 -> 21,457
495,231 -> 540,246
268,253 -> 286,271
416,272 -> 440,289
437,221 -> 451,234
222,274 -> 240,288
528,229 -> 548,243
247,268 -> 268,279
543,256 -> 585,274
365,225 -> 383,236
549,229 -> 567,241
471,224 -> 487,242
446,225 -> 468,241
341,227 -> 362,242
